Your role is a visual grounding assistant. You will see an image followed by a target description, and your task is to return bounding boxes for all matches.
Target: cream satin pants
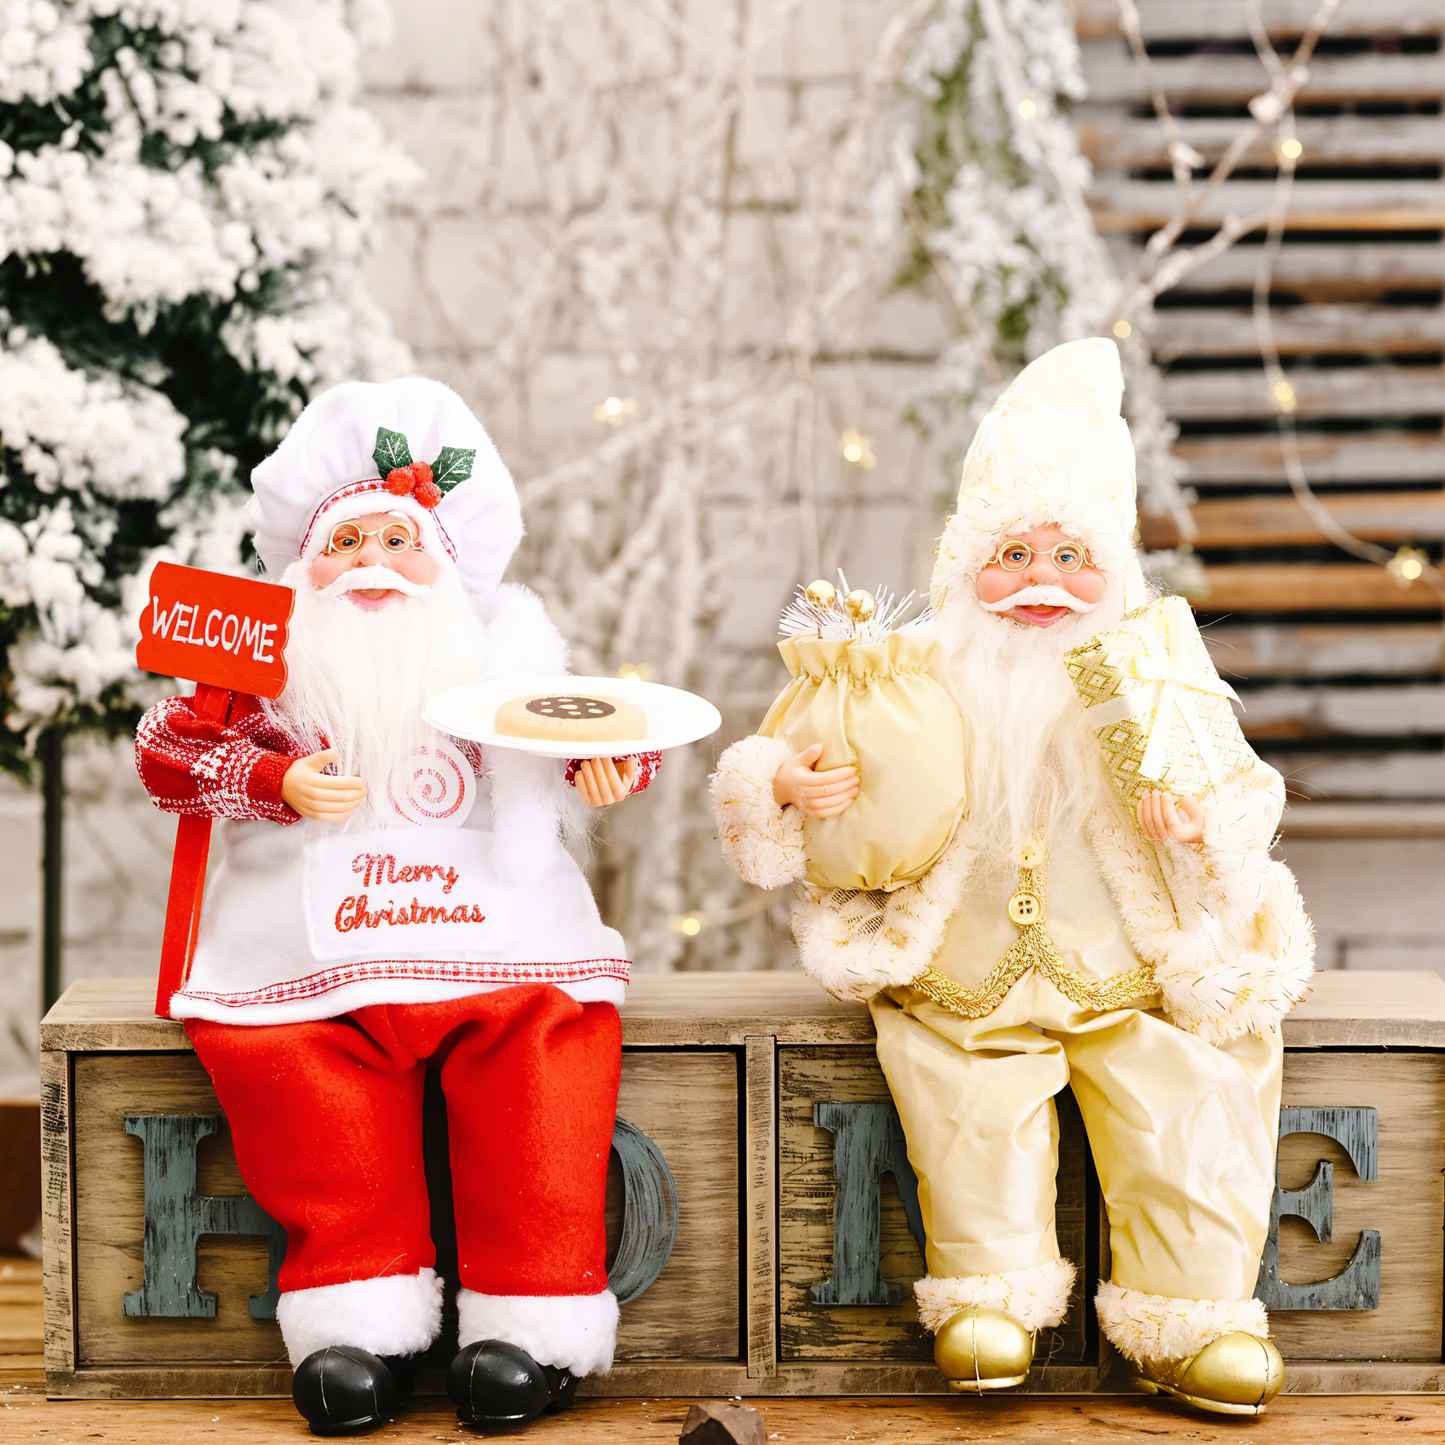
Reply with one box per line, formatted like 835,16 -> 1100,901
870,972 -> 1283,1302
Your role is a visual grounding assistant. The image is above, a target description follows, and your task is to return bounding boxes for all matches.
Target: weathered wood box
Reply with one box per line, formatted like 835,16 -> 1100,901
41,971 -> 1445,1398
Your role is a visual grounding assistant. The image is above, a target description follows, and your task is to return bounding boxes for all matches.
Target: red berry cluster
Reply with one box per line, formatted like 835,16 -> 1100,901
386,462 -> 441,508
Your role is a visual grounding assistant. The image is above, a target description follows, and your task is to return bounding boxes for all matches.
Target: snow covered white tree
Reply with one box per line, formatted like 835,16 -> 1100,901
879,0 -> 1188,527
0,0 -> 416,780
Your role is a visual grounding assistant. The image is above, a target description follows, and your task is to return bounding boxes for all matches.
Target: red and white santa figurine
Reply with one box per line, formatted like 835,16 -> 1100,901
135,378 -> 659,1434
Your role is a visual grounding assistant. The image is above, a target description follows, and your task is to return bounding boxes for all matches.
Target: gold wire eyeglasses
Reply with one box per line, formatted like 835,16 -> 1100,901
325,519 -> 420,556
988,539 -> 1093,574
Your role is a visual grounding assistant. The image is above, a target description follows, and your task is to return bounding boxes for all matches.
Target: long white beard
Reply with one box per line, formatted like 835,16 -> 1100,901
265,560 -> 489,828
936,584 -> 1128,859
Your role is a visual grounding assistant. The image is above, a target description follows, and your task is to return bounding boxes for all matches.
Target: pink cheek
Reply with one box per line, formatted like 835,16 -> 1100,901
975,571 -> 1017,606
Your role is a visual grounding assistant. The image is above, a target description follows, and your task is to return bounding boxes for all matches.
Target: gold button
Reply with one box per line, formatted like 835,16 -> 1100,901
1017,838 -> 1046,868
1008,891 -> 1042,926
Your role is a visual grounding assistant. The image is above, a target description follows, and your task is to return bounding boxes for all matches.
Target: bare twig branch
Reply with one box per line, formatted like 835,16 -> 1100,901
1240,0 -> 1445,608
1106,0 -> 1347,326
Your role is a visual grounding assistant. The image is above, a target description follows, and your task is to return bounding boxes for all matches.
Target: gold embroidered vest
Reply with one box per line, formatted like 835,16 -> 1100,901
912,836 -> 1156,1019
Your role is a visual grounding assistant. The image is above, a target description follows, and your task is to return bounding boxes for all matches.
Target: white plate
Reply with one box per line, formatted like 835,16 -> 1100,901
422,674 -> 723,759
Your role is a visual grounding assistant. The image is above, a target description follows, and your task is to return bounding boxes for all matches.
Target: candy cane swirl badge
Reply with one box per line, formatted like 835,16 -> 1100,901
386,740 -> 475,828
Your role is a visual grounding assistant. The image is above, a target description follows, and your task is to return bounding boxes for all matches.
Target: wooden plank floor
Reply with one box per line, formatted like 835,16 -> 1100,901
5,1256 -> 1444,1440
0,1255 -> 42,1384
1,1392 -> 1443,1443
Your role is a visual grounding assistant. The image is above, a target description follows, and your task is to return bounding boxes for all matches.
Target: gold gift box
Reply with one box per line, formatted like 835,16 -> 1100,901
1064,595 -> 1255,808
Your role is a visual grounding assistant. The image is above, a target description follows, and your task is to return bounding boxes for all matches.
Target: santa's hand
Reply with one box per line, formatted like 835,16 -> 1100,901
1137,788 -> 1205,845
281,750 -> 368,822
772,743 -> 860,819
573,755 -> 641,808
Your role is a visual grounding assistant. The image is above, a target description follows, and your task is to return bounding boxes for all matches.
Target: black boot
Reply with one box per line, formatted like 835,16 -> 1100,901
379,1351 -> 420,1403
292,1346 -> 407,1435
447,1339 -> 577,1426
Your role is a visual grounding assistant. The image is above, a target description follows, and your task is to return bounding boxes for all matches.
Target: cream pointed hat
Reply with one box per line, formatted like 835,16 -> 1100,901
929,337 -> 1146,610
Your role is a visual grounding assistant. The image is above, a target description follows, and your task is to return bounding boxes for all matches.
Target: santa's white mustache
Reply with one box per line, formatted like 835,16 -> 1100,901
980,584 -> 1098,614
316,566 -> 434,600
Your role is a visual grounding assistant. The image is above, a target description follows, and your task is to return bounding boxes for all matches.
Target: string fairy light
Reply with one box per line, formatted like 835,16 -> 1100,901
592,396 -> 636,425
839,429 -> 877,469
1242,0 -> 1445,612
1106,0 -> 1347,327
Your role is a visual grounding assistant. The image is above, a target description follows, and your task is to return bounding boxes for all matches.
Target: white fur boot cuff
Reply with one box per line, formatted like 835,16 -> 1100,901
275,1267 -> 443,1368
914,1258 -> 1077,1334
1095,1280 -> 1269,1364
457,1288 -> 620,1377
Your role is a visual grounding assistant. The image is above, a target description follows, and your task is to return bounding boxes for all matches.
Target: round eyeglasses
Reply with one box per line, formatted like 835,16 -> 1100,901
988,539 -> 1092,574
325,519 -> 420,556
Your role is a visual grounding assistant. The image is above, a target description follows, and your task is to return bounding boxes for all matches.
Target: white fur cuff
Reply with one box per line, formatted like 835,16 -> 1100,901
711,734 -> 806,889
1095,1280 -> 1269,1364
456,1288 -> 620,1377
914,1258 -> 1076,1333
1152,864 -> 1316,1046
791,826 -> 975,1000
275,1267 -> 443,1368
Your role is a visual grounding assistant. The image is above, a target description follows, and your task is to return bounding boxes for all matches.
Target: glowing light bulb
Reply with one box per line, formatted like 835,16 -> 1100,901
670,912 -> 704,936
1279,137 -> 1304,161
592,396 -> 636,425
1017,98 -> 1037,119
1388,546 -> 1430,588
1271,378 -> 1297,414
1112,320 -> 1132,339
838,429 -> 877,469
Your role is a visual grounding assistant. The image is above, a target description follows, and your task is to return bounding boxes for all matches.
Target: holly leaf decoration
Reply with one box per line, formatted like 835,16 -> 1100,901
373,426 -> 413,477
431,445 -> 477,493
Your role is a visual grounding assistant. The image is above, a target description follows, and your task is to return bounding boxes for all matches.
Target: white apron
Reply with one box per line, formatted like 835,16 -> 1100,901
172,747 -> 628,1025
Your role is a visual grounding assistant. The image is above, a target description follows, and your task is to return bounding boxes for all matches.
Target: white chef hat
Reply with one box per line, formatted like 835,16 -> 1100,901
930,338 -> 1146,610
246,377 -> 523,600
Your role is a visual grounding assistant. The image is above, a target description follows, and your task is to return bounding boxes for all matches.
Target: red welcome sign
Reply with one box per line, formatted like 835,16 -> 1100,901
137,561 -> 294,699
136,563 -> 295,1021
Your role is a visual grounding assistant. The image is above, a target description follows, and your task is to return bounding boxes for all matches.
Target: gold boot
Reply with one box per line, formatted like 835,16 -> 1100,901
934,1306 -> 1035,1393
1135,1332 -> 1284,1415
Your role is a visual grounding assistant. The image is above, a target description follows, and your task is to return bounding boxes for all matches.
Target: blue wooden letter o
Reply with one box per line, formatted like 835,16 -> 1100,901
607,1116 -> 680,1304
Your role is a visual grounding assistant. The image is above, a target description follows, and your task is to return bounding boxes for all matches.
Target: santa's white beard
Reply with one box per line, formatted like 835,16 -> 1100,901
266,560 -> 489,828
936,584 -> 1128,859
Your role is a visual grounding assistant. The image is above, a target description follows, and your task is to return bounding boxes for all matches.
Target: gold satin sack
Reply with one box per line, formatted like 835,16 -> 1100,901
759,632 -> 966,892
1064,595 -> 1255,812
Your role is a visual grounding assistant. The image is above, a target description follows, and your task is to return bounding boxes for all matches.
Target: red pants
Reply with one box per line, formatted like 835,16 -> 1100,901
187,985 -> 622,1297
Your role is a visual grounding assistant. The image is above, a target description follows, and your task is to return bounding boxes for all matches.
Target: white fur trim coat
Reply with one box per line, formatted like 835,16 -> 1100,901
710,729 -> 1314,1045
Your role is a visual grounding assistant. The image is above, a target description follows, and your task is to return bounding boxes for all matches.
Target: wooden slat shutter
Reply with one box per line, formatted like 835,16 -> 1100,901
1078,0 -> 1445,812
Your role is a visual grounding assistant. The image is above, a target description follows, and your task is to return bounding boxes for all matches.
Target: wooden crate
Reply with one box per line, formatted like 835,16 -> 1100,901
41,970 -> 1445,1398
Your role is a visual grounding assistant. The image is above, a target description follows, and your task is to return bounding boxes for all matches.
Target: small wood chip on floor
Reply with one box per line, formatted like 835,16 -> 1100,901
680,1399 -> 766,1445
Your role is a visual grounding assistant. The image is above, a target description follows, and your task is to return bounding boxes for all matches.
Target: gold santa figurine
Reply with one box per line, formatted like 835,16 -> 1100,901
710,339 -> 1314,1416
